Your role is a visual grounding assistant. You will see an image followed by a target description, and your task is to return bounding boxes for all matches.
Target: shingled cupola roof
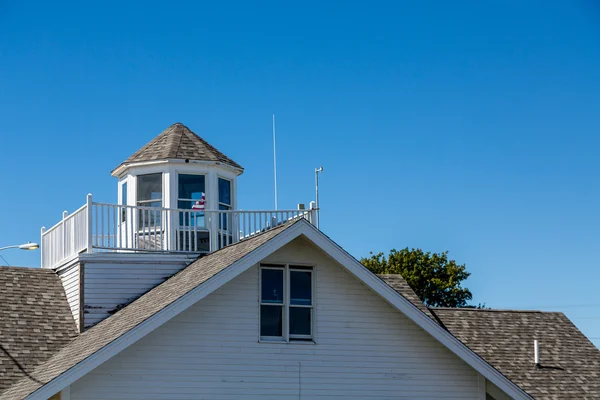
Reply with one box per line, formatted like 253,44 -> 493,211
112,123 -> 243,175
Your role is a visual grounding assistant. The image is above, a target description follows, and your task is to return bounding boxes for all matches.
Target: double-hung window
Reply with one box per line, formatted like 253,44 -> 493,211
137,173 -> 162,227
260,264 -> 314,342
218,177 -> 233,246
218,177 -> 232,227
178,174 -> 206,228
120,182 -> 128,222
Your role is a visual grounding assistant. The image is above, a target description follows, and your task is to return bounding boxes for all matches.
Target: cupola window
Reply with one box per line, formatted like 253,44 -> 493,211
178,174 -> 206,228
137,173 -> 162,226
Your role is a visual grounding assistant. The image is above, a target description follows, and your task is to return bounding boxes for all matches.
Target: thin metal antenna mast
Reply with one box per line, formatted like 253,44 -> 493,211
273,114 -> 278,210
315,166 -> 323,229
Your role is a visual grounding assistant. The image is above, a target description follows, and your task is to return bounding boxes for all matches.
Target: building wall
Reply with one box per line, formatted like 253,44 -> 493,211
57,262 -> 80,330
70,237 -> 485,399
83,257 -> 192,329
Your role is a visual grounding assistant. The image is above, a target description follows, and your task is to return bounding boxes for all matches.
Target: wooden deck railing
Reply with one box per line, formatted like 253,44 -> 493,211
41,194 -> 315,269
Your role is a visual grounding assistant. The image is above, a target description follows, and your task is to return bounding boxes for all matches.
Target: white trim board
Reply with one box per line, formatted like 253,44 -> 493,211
25,220 -> 530,400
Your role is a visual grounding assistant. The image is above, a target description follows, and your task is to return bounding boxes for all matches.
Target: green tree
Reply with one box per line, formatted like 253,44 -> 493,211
361,248 -> 474,308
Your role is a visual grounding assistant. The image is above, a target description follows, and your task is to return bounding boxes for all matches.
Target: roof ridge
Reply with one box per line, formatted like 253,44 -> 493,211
431,307 -> 554,314
0,266 -> 54,272
173,123 -> 186,158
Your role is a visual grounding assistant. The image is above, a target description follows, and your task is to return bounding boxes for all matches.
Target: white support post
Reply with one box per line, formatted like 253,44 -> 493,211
309,201 -> 317,226
62,210 -> 68,261
209,212 -> 219,252
40,226 -> 46,268
86,194 -> 93,253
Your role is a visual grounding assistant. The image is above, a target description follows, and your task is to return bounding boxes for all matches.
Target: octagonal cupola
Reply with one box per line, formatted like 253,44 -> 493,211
112,122 -> 243,213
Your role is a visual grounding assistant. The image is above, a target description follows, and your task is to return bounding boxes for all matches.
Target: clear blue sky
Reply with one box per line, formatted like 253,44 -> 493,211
1,1 -> 599,346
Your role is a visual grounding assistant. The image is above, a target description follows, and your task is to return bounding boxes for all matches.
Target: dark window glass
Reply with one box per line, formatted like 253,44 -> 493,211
289,307 -> 311,336
137,174 -> 162,227
121,182 -> 128,222
261,269 -> 283,304
260,305 -> 283,337
137,174 -> 162,204
178,175 -> 205,227
122,182 -> 127,205
290,271 -> 312,305
178,174 -> 205,202
218,178 -> 231,206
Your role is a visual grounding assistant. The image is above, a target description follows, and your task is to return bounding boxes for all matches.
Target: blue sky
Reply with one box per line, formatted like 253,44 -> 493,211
1,1 -> 599,346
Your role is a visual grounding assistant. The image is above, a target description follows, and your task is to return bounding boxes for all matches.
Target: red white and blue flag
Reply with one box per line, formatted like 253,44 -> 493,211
191,193 -> 205,211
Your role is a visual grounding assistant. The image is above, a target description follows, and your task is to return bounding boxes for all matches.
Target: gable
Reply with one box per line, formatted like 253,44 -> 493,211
69,236 -> 487,399
2,220 -> 530,399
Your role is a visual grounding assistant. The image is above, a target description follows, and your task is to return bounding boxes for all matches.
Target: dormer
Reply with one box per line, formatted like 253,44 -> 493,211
112,122 -> 243,214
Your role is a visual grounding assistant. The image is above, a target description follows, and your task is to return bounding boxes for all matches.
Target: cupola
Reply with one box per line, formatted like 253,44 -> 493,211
111,123 -> 243,252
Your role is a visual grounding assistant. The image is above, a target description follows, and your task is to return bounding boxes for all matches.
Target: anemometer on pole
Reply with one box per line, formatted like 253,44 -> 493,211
315,166 -> 323,229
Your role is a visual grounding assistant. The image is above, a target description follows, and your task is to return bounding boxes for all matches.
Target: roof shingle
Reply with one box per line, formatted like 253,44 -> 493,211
432,308 -> 600,399
377,274 -> 436,321
0,267 -> 77,393
113,122 -> 243,173
1,221 -> 296,399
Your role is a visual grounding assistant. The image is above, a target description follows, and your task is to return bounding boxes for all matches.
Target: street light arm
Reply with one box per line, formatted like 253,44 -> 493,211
0,243 -> 39,252
0,245 -> 21,252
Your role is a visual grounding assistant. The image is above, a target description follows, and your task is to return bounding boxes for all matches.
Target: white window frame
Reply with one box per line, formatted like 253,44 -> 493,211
259,263 -> 315,343
136,173 -> 163,207
217,176 -> 232,211
177,173 -> 207,210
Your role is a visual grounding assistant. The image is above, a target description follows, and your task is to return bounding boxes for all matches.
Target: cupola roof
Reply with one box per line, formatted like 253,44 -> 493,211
112,123 -> 243,175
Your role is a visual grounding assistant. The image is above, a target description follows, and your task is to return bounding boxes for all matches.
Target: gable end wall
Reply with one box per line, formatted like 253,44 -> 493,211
69,237 -> 487,399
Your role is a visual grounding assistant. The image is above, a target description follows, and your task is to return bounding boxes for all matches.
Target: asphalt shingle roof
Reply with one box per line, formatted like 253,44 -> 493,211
0,267 -> 77,393
377,274 -> 436,320
0,221 -> 295,399
113,122 -> 243,173
432,308 -> 600,400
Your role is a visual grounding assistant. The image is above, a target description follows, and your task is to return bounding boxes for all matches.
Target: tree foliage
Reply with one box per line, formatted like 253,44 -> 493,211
360,248 -> 473,308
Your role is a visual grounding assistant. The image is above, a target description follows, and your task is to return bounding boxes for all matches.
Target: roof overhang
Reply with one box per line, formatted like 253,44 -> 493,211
111,158 -> 244,178
22,220 -> 532,400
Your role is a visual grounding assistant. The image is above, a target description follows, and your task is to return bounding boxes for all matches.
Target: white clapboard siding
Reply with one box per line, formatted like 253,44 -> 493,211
83,262 -> 189,329
71,237 -> 485,399
57,263 -> 80,330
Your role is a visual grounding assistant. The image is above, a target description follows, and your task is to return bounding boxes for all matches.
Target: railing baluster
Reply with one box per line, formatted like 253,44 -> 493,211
186,211 -> 190,252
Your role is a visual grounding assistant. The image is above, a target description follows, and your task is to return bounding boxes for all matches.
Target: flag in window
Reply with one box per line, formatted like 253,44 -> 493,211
192,193 -> 205,211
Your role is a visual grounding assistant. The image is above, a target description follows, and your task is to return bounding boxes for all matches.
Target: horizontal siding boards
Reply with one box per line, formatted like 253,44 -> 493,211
71,237 -> 482,399
83,261 -> 187,329
58,263 -> 80,330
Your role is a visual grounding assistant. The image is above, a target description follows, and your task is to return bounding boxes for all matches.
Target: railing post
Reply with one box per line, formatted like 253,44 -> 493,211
40,226 -> 46,268
62,210 -> 68,261
209,211 -> 219,252
309,201 -> 317,227
86,193 -> 93,253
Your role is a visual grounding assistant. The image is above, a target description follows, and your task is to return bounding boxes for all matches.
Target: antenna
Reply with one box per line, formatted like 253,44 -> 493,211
315,166 -> 323,229
273,114 -> 278,210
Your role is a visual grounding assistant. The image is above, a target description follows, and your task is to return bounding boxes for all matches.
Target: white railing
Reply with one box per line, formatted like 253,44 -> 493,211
41,194 -> 315,269
41,204 -> 88,270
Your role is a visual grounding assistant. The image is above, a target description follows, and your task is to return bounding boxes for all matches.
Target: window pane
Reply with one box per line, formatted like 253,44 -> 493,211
121,182 -> 127,205
261,269 -> 283,303
121,182 -> 127,222
218,178 -> 231,205
218,204 -> 231,230
178,174 -> 205,201
177,202 -> 206,228
290,271 -> 312,305
289,307 -> 311,336
137,174 -> 162,203
260,305 -> 283,337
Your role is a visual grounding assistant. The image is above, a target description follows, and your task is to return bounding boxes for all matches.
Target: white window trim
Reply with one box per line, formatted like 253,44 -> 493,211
136,173 -> 163,207
176,172 -> 207,210
259,263 -> 315,343
217,176 -> 233,210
